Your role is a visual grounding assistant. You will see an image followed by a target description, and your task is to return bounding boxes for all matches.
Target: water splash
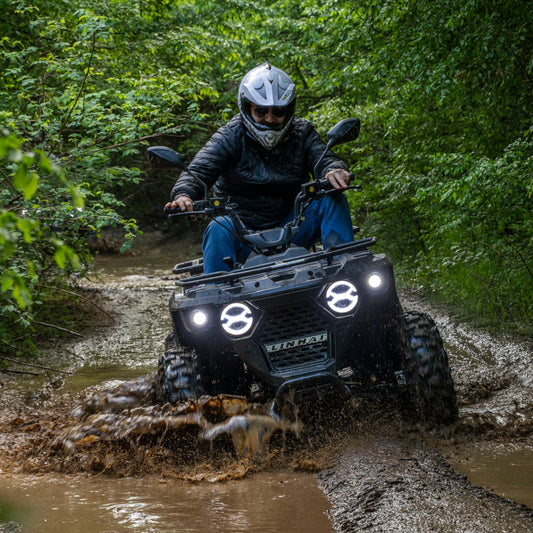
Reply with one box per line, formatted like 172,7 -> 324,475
54,374 -> 300,461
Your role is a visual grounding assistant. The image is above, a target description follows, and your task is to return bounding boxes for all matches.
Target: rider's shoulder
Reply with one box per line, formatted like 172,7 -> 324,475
207,115 -> 245,152
221,114 -> 245,133
291,117 -> 316,136
212,115 -> 245,141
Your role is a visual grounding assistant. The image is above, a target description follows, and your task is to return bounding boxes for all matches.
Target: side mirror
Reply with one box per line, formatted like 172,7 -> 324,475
327,118 -> 361,148
311,118 -> 361,181
147,146 -> 188,171
147,145 -> 209,200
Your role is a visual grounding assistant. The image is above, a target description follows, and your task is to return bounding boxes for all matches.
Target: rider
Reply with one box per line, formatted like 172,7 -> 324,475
166,63 -> 355,273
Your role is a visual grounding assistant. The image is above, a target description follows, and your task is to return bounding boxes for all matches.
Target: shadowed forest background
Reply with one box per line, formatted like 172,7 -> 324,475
1,0 -> 532,358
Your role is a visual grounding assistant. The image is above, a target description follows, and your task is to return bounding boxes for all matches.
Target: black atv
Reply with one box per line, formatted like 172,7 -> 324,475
148,118 -> 457,425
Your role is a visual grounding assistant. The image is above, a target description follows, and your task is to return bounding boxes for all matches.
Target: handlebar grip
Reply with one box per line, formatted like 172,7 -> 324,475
320,177 -> 361,193
164,206 -> 183,215
164,206 -> 201,217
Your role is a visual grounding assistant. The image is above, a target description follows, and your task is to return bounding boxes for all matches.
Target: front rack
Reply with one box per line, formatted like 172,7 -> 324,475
177,237 -> 376,287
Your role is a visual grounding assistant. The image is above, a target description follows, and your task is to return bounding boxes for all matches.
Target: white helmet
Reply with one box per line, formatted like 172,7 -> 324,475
238,64 -> 296,150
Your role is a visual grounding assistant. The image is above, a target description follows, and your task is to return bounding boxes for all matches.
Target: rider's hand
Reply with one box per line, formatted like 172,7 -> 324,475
325,168 -> 352,190
165,195 -> 193,212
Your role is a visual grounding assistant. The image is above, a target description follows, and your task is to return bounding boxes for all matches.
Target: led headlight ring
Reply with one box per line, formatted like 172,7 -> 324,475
220,302 -> 254,336
325,280 -> 358,314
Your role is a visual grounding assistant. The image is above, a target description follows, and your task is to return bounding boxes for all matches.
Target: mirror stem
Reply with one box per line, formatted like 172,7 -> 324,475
312,140 -> 333,181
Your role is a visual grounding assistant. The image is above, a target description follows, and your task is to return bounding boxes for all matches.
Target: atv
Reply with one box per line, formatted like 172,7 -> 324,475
148,118 -> 457,425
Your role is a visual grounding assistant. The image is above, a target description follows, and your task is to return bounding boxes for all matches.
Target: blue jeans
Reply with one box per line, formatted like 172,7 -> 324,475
202,192 -> 354,274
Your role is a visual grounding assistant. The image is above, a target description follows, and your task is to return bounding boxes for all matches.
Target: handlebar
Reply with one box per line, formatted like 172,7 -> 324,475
164,176 -> 362,257
164,197 -> 237,217
165,179 -> 361,219
303,178 -> 361,197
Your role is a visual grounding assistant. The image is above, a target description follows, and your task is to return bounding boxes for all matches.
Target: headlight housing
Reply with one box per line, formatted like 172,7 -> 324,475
325,280 -> 359,314
220,302 -> 254,336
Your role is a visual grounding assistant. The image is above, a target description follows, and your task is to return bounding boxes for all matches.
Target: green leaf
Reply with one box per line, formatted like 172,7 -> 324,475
13,165 -> 39,200
1,276 -> 14,292
15,218 -> 37,243
54,246 -> 66,269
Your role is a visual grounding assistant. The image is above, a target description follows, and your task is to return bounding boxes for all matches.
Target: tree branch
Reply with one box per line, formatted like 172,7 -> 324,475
33,321 -> 83,338
37,284 -> 115,324
1,368 -> 39,376
0,353 -> 71,375
49,30 -> 97,156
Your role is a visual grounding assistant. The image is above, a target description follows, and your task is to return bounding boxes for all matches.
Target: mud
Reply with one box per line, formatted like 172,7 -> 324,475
0,385 -> 307,482
317,431 -> 533,532
0,239 -> 532,532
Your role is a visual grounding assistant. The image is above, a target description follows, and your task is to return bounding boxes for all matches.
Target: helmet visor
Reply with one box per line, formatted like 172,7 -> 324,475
252,106 -> 288,118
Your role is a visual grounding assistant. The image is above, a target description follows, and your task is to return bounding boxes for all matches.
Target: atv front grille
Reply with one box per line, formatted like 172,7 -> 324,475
258,300 -> 330,371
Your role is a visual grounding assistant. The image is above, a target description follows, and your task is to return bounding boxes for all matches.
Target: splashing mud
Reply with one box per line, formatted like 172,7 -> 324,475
0,374 -> 330,483
60,374 -> 301,462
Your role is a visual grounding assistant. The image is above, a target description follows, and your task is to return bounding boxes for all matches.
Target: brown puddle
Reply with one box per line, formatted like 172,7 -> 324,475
0,367 -> 342,532
448,442 -> 533,508
0,471 -> 333,532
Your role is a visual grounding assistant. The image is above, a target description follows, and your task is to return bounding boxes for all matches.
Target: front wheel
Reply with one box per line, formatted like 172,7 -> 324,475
400,312 -> 458,425
159,334 -> 204,404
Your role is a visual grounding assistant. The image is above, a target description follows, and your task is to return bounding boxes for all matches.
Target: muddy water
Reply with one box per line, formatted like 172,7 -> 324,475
316,430 -> 533,533
0,472 -> 332,532
0,232 -> 532,532
448,443 -> 533,508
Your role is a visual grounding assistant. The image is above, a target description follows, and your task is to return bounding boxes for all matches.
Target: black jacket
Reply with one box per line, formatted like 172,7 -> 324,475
170,115 -> 348,229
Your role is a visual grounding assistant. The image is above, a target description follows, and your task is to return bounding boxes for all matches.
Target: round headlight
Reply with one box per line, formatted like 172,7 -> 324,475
220,302 -> 254,336
325,280 -> 358,314
191,309 -> 208,327
368,273 -> 383,289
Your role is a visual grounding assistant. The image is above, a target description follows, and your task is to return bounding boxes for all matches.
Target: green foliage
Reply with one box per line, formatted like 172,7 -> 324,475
1,0 -> 531,354
0,133 -> 86,353
0,0 -> 247,355
411,129 -> 533,326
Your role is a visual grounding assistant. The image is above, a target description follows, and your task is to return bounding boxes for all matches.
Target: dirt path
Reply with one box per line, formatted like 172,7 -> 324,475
317,432 -> 533,532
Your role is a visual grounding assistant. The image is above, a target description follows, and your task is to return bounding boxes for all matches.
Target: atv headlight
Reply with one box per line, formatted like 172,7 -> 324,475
367,273 -> 384,289
325,280 -> 358,314
191,309 -> 208,327
220,302 -> 254,336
